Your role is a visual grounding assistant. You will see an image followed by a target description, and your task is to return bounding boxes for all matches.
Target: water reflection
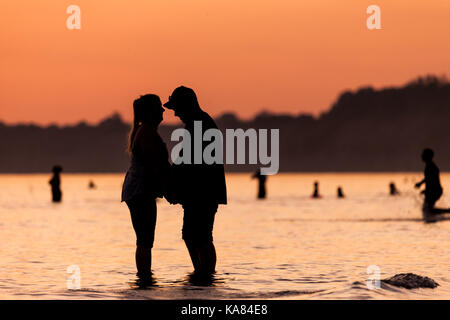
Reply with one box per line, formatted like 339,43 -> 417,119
130,274 -> 158,289
1,173 -> 450,299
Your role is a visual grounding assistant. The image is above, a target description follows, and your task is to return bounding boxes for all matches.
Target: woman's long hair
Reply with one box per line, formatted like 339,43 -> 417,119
127,94 -> 161,153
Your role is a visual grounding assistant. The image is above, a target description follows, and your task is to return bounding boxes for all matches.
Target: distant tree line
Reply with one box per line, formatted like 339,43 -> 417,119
1,75 -> 449,173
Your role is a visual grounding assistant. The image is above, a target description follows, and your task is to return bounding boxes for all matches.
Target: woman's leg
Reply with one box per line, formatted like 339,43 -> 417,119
184,240 -> 202,273
197,241 -> 216,274
135,245 -> 152,277
127,197 -> 157,277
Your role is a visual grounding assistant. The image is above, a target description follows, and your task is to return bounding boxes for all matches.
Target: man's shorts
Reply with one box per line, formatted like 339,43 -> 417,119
182,204 -> 218,245
425,188 -> 443,208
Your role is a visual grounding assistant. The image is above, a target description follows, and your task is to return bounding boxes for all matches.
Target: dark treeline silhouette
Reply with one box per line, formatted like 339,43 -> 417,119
0,114 -> 130,173
1,75 -> 450,173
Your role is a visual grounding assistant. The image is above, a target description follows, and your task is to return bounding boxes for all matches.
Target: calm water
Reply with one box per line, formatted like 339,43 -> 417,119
1,173 -> 449,300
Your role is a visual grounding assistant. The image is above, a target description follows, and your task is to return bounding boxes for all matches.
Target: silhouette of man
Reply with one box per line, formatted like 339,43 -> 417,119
164,86 -> 227,276
312,181 -> 320,198
252,169 -> 267,199
415,148 -> 443,210
49,165 -> 63,202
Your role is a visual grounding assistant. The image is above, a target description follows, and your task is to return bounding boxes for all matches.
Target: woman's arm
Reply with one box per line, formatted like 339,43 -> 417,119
138,126 -> 167,172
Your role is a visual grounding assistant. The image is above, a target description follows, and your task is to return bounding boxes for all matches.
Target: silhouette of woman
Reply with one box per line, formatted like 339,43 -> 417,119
49,165 -> 63,202
121,94 -> 169,282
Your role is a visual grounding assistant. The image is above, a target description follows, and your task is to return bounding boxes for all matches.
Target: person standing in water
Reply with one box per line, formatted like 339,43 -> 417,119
121,94 -> 170,282
49,165 -> 63,202
311,181 -> 321,198
252,169 -> 267,199
389,182 -> 400,195
337,186 -> 345,198
164,86 -> 227,277
415,148 -> 443,210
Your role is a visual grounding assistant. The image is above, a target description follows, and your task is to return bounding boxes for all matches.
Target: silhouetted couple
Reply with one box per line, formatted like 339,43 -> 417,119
121,86 -> 227,284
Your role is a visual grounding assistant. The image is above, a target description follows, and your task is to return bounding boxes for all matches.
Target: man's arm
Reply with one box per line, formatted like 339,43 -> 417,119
415,179 -> 425,188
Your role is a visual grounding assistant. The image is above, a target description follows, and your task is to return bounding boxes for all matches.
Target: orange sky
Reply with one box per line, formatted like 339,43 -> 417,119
1,0 -> 449,125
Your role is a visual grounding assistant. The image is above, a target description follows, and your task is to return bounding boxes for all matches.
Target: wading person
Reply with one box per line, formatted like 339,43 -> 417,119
121,94 -> 170,282
311,181 -> 321,198
337,186 -> 345,198
389,182 -> 400,196
252,168 -> 267,199
164,86 -> 227,277
49,165 -> 63,202
415,148 -> 443,210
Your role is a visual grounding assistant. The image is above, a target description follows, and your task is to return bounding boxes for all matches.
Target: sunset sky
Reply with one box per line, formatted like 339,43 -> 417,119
1,0 -> 449,125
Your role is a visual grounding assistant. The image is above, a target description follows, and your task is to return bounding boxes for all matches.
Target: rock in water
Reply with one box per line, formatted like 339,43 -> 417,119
382,273 -> 439,289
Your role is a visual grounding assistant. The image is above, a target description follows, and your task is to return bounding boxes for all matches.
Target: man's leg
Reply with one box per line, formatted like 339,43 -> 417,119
182,205 -> 201,273
182,205 -> 217,275
185,241 -> 216,275
197,205 -> 217,274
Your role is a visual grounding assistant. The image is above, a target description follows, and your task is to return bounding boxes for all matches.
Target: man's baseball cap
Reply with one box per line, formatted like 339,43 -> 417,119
163,86 -> 197,110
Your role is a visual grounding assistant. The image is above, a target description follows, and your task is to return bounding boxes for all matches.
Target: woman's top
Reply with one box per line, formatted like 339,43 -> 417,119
121,125 -> 170,202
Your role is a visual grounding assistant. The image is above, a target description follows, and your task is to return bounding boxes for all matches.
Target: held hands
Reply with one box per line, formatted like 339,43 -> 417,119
164,189 -> 179,205
163,180 -> 180,205
163,164 -> 183,205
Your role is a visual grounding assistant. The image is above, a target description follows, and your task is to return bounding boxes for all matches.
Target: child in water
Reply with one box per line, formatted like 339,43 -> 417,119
415,148 -> 443,210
